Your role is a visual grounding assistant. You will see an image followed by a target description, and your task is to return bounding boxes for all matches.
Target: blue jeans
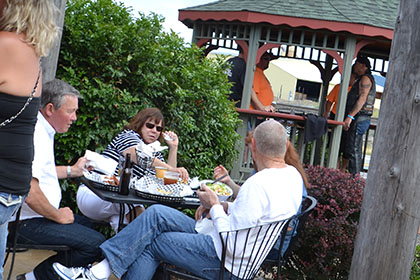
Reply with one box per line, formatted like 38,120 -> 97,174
101,204 -> 233,280
344,115 -> 371,174
0,192 -> 24,280
266,185 -> 307,260
15,214 -> 105,280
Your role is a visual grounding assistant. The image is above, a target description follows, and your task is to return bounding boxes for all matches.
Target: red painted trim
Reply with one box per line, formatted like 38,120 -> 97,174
322,39 -> 375,74
354,39 -> 373,58
179,11 -> 394,40
196,38 -> 210,48
256,43 -> 281,64
323,50 -> 345,74
236,40 -> 248,61
236,108 -> 344,126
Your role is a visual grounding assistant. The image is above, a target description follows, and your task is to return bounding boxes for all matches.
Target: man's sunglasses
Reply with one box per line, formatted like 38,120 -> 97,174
145,122 -> 163,132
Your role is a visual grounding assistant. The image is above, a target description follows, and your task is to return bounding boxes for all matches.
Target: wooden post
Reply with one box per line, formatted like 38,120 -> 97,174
349,0 -> 420,279
230,26 -> 260,181
327,36 -> 355,168
41,0 -> 67,83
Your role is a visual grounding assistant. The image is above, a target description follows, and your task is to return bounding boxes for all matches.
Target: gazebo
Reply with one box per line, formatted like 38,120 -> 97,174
179,0 -> 399,180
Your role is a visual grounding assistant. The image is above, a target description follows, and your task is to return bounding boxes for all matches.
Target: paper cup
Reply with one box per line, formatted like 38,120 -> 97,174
164,171 -> 179,185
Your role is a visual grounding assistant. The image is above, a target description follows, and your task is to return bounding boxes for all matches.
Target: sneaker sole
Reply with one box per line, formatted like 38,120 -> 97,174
53,264 -> 74,280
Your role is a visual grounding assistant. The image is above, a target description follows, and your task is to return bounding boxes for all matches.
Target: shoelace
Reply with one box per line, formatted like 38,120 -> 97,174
78,266 -> 95,280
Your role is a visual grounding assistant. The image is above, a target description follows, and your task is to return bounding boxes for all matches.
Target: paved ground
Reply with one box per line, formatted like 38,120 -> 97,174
3,249 -> 118,279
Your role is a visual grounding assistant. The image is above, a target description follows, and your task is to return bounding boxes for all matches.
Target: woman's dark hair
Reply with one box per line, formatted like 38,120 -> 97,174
125,108 -> 165,138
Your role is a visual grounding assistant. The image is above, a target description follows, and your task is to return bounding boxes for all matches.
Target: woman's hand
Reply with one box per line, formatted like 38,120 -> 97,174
168,166 -> 189,181
213,165 -> 231,184
163,131 -> 178,148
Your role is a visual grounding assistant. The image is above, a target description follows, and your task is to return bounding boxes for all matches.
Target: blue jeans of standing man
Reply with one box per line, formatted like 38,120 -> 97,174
0,192 -> 24,280
344,114 -> 371,175
14,214 -> 105,280
101,204 -> 233,280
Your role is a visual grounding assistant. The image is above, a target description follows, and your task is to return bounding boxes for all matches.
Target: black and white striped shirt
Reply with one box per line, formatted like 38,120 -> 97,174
101,129 -> 165,178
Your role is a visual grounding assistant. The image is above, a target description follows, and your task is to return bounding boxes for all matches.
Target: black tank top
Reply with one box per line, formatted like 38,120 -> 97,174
0,92 -> 40,195
345,73 -> 376,117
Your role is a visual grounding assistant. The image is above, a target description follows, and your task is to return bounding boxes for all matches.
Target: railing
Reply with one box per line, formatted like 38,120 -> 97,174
231,108 -> 345,183
361,122 -> 377,172
231,108 -> 378,181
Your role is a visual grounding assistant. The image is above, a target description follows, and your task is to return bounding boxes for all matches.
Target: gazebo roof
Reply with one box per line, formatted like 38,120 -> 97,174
179,0 -> 400,40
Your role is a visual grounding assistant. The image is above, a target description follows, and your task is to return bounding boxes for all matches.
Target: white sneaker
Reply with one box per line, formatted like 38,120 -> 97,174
53,262 -> 98,280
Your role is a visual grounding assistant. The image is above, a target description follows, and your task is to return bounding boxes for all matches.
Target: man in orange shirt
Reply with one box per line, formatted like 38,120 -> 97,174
250,52 -> 276,112
323,67 -> 357,119
244,52 -> 276,164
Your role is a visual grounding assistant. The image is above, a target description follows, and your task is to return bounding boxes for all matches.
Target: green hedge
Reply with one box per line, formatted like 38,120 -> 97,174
55,0 -> 241,207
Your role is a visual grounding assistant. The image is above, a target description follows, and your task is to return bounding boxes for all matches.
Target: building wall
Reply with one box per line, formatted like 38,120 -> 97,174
264,62 -> 297,102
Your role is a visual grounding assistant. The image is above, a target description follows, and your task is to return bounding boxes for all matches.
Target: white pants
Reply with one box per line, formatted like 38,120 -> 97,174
77,185 -> 139,232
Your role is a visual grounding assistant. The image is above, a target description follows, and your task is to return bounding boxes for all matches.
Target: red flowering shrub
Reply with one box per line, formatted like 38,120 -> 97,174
282,165 -> 365,279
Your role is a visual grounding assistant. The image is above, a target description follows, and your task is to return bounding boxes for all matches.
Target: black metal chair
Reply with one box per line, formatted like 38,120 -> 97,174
3,207 -> 72,280
160,195 -> 317,280
262,195 -> 317,280
160,215 -> 297,279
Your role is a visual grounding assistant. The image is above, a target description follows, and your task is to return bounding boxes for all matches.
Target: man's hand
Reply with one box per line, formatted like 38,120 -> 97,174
72,156 -> 87,177
26,178 -> 74,224
344,117 -> 352,131
262,105 -> 275,112
197,184 -> 220,209
195,205 -> 210,221
55,207 -> 74,224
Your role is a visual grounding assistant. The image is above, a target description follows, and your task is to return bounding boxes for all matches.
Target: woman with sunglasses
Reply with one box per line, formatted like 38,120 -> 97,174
76,107 -> 188,231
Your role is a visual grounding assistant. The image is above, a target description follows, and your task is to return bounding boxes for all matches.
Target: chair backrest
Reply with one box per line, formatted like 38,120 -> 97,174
218,216 -> 295,279
279,196 -> 317,265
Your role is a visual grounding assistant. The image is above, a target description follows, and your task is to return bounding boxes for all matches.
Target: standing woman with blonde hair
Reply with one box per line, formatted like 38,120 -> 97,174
0,0 -> 59,274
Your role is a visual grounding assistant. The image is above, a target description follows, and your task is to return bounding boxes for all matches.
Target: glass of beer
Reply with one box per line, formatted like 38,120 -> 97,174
155,166 -> 167,179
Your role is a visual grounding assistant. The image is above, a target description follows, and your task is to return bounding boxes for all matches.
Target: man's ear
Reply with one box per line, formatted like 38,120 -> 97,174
251,138 -> 257,154
43,103 -> 55,117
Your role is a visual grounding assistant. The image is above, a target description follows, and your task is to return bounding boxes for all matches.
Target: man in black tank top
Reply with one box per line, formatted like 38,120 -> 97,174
342,56 -> 376,175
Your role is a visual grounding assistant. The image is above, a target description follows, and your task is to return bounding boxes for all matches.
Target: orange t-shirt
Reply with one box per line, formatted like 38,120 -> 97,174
326,84 -> 351,114
250,67 -> 274,110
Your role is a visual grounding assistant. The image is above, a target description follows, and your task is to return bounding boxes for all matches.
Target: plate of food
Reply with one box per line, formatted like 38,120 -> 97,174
199,180 -> 233,201
133,175 -> 193,202
83,171 -> 120,192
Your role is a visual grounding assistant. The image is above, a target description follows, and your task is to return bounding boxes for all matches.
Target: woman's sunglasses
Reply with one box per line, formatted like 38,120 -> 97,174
145,122 -> 163,132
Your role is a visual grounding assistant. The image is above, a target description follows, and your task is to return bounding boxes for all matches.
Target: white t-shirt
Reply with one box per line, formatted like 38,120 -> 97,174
19,112 -> 62,220
209,166 -> 303,277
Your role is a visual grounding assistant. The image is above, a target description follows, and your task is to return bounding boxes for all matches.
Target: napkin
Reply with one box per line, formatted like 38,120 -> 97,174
195,218 -> 215,235
135,141 -> 168,169
188,177 -> 200,190
84,150 -> 118,176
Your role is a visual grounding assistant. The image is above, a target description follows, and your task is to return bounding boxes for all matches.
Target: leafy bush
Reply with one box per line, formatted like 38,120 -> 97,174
411,245 -> 420,280
282,166 -> 365,279
55,0 -> 241,206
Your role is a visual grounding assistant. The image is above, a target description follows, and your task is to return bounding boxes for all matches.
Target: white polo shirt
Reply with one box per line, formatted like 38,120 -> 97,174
209,165 -> 303,278
19,112 -> 62,220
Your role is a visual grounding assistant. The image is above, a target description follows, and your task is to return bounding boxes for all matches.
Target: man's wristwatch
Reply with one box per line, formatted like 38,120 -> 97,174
67,166 -> 71,178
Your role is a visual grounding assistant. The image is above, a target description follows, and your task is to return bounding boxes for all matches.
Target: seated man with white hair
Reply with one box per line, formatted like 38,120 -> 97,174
53,119 -> 303,280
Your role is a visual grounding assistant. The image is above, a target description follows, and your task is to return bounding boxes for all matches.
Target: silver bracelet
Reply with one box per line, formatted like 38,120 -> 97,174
67,166 -> 71,178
